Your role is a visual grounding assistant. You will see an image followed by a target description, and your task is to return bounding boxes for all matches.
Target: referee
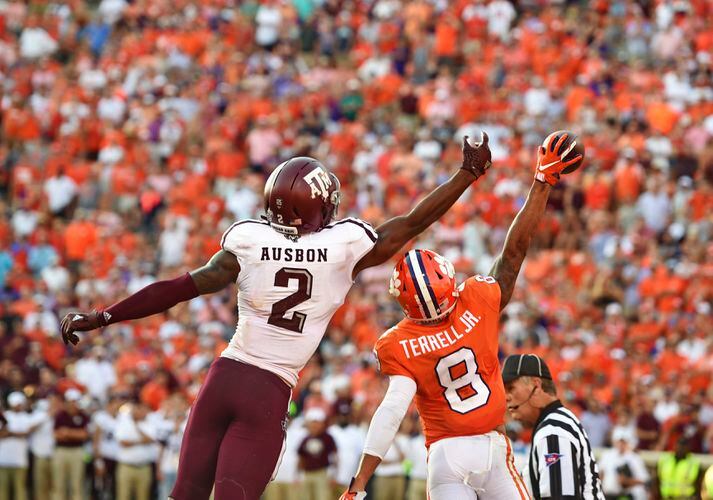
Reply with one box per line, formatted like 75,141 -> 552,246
502,354 -> 603,499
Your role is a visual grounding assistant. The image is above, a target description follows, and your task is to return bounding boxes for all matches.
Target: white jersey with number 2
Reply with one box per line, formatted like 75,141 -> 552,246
219,217 -> 377,386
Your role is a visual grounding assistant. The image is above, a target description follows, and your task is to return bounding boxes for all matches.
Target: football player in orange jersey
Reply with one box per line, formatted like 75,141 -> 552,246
340,133 -> 582,500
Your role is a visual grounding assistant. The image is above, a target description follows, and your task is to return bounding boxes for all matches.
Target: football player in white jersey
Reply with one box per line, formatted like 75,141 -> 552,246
60,134 -> 492,500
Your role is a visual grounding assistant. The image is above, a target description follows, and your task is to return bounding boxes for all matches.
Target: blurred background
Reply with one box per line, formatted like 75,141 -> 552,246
0,0 -> 711,499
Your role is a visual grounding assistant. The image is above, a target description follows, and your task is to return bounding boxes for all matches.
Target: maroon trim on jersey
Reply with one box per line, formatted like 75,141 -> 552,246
220,219 -> 269,251
102,273 -> 199,325
328,218 -> 377,242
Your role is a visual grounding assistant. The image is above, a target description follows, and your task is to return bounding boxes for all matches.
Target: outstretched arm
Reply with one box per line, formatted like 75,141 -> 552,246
490,133 -> 582,310
352,134 -> 492,279
60,250 -> 240,345
490,181 -> 551,311
341,375 -> 416,498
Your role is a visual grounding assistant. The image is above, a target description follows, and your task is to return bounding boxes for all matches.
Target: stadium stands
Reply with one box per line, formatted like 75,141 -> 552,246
0,0 -> 711,498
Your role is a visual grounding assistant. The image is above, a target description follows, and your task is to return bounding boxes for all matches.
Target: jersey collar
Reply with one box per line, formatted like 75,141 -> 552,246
534,399 -> 564,431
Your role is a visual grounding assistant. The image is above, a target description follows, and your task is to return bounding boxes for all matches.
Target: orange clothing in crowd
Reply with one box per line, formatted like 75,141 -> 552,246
64,221 -> 98,261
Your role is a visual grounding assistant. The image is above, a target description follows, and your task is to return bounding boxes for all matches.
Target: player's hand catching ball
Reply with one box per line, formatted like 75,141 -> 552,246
60,310 -> 108,345
460,131 -> 492,179
535,132 -> 584,186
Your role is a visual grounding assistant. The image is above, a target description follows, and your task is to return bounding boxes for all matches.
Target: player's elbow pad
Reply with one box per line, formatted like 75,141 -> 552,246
363,376 -> 416,459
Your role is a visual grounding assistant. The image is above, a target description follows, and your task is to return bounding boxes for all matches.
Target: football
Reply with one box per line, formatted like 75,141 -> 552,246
547,130 -> 585,174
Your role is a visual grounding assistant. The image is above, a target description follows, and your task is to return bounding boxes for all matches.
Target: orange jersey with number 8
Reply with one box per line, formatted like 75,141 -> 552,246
375,276 -> 506,447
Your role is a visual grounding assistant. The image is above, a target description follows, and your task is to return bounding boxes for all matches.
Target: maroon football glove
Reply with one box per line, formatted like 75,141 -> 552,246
460,131 -> 492,179
60,310 -> 108,345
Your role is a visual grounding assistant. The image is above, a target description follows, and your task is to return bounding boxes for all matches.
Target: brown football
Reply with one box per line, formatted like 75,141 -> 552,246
546,130 -> 585,174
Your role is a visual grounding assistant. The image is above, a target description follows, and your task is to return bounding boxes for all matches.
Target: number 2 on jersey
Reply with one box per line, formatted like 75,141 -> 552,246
435,347 -> 491,414
268,268 -> 313,333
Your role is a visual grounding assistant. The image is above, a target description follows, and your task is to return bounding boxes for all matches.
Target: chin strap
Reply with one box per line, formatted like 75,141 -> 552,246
408,299 -> 458,325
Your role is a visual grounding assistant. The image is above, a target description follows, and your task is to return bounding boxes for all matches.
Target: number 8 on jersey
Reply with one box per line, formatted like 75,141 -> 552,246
436,347 -> 491,414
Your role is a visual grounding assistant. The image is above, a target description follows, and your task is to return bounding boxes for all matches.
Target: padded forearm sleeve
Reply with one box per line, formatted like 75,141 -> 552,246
102,273 -> 199,325
363,375 -> 417,459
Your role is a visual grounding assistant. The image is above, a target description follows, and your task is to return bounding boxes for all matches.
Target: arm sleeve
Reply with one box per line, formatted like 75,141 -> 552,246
362,375 -> 417,460
534,434 -> 581,499
103,273 -> 199,325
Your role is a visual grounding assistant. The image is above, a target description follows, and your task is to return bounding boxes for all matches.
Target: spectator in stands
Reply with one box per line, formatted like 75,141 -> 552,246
29,398 -> 56,500
75,346 -> 116,404
327,399 -> 364,497
0,392 -> 40,500
44,167 -> 78,220
297,408 -> 337,500
92,395 -> 122,499
403,416 -> 428,500
581,398 -> 613,449
636,396 -> 662,451
372,425 -> 408,500
115,400 -> 157,500
156,394 -> 188,500
654,390 -> 681,425
600,428 -> 650,500
53,388 -> 90,500
659,403 -> 707,454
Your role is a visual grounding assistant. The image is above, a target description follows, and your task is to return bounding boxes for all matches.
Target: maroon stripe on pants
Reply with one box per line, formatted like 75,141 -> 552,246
170,357 -> 291,500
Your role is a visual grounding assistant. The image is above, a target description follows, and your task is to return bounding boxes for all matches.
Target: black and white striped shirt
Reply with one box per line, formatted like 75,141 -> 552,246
529,401 -> 604,499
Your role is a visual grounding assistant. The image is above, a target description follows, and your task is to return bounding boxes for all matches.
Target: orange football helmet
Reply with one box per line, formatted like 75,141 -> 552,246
389,249 -> 459,322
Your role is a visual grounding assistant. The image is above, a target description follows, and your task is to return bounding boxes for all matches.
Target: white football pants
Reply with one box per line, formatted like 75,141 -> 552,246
427,431 -> 530,499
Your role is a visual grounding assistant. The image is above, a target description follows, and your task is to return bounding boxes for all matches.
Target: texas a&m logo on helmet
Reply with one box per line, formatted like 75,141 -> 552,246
264,157 -> 341,239
389,249 -> 458,322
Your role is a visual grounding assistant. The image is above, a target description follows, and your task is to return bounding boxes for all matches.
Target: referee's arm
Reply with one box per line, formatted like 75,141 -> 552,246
533,434 -> 581,499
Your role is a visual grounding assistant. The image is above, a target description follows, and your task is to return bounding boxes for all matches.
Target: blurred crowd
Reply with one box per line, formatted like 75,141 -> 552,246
1,0 -> 712,498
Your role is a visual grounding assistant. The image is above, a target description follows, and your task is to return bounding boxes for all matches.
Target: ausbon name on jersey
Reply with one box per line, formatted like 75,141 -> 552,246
376,276 -> 506,446
220,217 -> 377,387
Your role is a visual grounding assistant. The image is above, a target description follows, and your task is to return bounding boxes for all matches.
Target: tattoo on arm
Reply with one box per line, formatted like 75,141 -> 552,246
490,252 -> 525,311
190,250 -> 241,295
